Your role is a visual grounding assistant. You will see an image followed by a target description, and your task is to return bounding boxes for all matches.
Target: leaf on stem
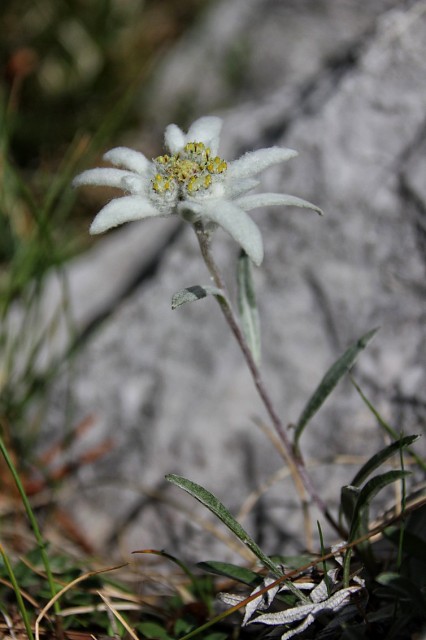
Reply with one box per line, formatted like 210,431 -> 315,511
237,251 -> 261,365
171,285 -> 225,309
294,328 -> 379,447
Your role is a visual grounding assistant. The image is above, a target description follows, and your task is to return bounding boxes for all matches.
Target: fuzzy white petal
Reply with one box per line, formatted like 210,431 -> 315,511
225,178 -> 260,198
228,147 -> 298,180
72,168 -> 134,190
237,193 -> 323,215
203,201 -> 264,266
120,174 -> 146,195
164,124 -> 186,154
103,147 -> 151,174
186,116 -> 222,154
90,196 -> 164,234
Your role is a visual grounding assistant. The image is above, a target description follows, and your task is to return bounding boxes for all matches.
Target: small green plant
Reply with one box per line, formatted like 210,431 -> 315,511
72,115 -> 426,639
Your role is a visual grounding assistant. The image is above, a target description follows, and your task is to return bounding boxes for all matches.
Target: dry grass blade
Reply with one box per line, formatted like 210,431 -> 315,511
35,563 -> 128,640
97,592 -> 140,640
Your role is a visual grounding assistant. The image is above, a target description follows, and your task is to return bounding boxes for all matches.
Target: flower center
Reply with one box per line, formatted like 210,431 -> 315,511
152,142 -> 227,196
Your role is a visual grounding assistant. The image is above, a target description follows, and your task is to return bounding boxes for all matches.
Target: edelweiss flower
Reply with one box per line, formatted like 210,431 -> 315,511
73,116 -> 322,265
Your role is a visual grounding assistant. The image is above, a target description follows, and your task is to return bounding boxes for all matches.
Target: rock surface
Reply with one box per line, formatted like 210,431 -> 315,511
36,0 -> 426,562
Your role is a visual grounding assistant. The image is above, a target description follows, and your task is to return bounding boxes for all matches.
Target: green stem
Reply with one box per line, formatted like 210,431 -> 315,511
0,543 -> 35,640
0,434 -> 60,614
193,223 -> 344,537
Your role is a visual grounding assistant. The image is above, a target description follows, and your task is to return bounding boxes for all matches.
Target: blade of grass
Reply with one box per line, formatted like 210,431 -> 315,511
34,563 -> 128,640
0,433 -> 60,613
0,543 -> 35,640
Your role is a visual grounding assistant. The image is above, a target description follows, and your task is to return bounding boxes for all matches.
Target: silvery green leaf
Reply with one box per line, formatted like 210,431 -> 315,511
340,485 -> 361,530
218,592 -> 245,606
165,474 -> 281,576
349,470 -> 411,542
237,251 -> 261,365
242,578 -> 280,626
171,285 -> 225,310
294,328 -> 379,448
350,434 -> 419,488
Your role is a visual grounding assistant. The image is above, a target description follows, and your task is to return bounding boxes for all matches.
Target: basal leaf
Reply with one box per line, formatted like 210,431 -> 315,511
340,485 -> 361,530
349,470 -> 411,541
294,328 -> 379,447
166,474 -> 280,576
171,285 -> 224,310
350,435 -> 419,487
237,251 -> 261,365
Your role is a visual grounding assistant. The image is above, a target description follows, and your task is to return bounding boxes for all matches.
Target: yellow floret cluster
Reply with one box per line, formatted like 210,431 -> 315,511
152,142 -> 227,196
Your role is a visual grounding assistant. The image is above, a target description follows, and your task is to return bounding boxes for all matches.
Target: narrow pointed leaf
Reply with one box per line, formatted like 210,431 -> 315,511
237,251 -> 261,365
171,285 -> 225,310
197,561 -> 261,586
349,470 -> 411,541
340,485 -> 361,530
350,435 -> 419,487
294,328 -> 379,447
166,474 -> 281,576
351,377 -> 426,471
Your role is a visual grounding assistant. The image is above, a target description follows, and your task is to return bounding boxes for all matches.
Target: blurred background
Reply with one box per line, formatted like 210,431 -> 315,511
1,0 -> 425,561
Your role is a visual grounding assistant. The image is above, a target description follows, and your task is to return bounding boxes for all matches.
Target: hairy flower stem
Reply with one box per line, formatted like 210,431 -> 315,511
194,223 -> 344,537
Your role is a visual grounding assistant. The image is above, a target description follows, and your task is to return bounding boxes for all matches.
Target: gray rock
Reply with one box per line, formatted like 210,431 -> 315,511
36,1 -> 425,562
